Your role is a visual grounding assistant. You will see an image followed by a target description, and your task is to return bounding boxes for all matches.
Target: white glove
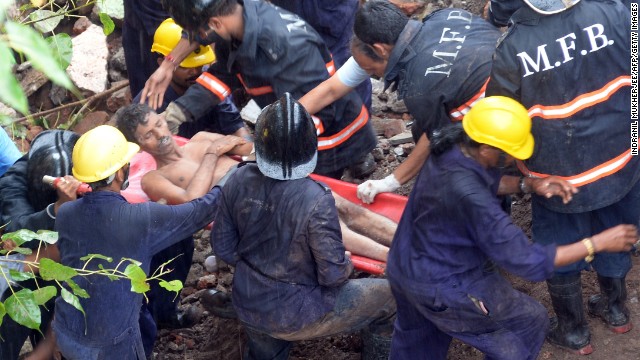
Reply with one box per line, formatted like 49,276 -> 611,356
357,174 -> 401,204
161,102 -> 188,135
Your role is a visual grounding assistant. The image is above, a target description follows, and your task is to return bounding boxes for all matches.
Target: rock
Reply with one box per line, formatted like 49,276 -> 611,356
109,47 -> 127,72
106,81 -> 131,112
72,16 -> 93,35
49,84 -> 69,106
401,143 -> 415,155
0,103 -> 17,118
186,264 -> 204,287
371,147 -> 385,161
389,131 -> 414,146
378,138 -> 391,154
383,119 -> 406,138
92,0 -> 124,22
390,99 -> 408,114
72,111 -> 109,134
240,99 -> 262,125
370,78 -> 385,96
108,69 -> 127,83
204,256 -> 218,273
393,146 -> 405,156
19,67 -> 48,97
66,24 -> 109,94
196,274 -> 218,290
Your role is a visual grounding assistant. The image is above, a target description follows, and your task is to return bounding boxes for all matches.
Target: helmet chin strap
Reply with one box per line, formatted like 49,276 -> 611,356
120,166 -> 130,191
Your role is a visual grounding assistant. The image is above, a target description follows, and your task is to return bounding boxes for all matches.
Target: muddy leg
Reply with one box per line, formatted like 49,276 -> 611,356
334,193 -> 397,247
340,221 -> 389,262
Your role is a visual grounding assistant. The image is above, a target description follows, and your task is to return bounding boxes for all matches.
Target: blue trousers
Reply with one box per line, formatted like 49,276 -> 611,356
387,268 -> 548,360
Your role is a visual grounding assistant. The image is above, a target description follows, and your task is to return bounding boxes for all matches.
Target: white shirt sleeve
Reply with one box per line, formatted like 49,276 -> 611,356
336,57 -> 370,88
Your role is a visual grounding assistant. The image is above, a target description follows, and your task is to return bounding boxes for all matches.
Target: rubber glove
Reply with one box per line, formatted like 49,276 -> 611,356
357,174 -> 401,204
162,102 -> 189,134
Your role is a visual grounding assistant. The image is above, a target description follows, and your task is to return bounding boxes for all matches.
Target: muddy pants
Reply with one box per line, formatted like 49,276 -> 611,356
387,267 -> 548,360
242,278 -> 395,360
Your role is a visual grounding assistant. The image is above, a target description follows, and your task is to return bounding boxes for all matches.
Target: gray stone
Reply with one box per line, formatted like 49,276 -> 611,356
393,146 -> 405,156
66,24 -> 109,94
390,99 -> 408,114
389,131 -> 414,146
19,67 -> 48,97
49,84 -> 69,105
109,47 -> 127,72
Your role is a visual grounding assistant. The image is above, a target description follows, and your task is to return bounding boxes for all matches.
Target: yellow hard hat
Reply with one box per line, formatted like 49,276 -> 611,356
462,96 -> 534,160
151,18 -> 215,68
72,125 -> 140,183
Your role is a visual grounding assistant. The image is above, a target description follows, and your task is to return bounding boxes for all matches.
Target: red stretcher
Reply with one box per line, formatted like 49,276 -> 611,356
121,137 -> 408,275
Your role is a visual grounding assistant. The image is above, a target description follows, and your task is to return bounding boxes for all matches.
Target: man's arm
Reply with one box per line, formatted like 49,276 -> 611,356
191,132 -> 251,156
140,37 -> 200,109
298,56 -> 367,115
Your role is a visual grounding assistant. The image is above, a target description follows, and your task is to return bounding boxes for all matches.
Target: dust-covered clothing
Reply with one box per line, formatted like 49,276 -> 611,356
53,189 -> 221,360
175,0 -> 376,175
383,9 -> 500,142
212,163 -> 352,333
486,0 -> 637,277
213,163 -> 394,358
386,146 -> 556,358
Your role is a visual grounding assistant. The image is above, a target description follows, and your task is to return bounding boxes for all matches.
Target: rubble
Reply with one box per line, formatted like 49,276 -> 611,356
66,24 -> 109,94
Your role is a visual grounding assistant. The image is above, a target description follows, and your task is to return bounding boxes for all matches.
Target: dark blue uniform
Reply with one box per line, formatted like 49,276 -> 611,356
382,9 -> 501,142
174,0 -> 376,176
53,189 -> 220,359
387,146 -> 556,359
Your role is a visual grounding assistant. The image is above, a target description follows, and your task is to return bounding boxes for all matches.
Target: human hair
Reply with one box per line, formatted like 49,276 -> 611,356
163,0 -> 241,32
115,103 -> 153,143
430,123 -> 481,156
350,36 -> 385,63
354,0 -> 408,45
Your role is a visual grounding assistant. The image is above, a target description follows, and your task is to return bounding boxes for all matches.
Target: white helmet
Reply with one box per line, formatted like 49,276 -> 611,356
523,0 -> 581,14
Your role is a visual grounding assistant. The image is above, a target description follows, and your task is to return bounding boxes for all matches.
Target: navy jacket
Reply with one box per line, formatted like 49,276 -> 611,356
486,0 -> 639,213
383,10 -> 501,142
175,0 -> 375,174
387,146 -> 556,293
53,189 -> 220,359
212,164 -> 352,333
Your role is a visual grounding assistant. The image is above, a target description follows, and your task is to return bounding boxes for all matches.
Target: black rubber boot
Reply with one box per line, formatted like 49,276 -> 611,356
546,273 -> 593,355
588,274 -> 633,334
199,289 -> 237,319
349,153 -> 376,178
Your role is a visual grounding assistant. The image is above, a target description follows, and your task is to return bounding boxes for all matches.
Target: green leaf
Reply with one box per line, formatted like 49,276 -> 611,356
19,3 -> 34,11
1,229 -> 38,248
9,269 -> 36,282
95,0 -> 124,20
5,289 -> 41,331
158,280 -> 183,294
122,258 -> 142,267
32,286 -> 57,306
10,247 -> 33,255
0,302 -> 6,328
60,287 -> 85,318
79,254 -> 113,262
0,41 -> 28,115
35,230 -> 58,245
98,13 -> 115,36
5,22 -> 74,90
39,258 -> 78,282
124,264 -> 149,294
44,33 -> 73,70
65,279 -> 89,299
29,9 -> 64,33
0,0 -> 12,22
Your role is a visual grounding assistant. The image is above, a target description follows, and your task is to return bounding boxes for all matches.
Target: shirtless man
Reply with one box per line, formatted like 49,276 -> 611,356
116,104 -> 396,262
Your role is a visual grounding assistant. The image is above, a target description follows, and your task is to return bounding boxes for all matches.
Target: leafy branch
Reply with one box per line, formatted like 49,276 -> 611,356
0,229 -> 183,333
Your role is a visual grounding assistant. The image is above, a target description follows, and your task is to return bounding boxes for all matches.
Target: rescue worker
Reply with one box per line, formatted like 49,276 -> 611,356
122,0 -> 169,95
267,0 -> 373,111
144,0 -> 377,179
0,130 -> 82,360
212,94 -> 396,359
300,0 -> 501,203
386,96 -> 639,359
486,0 -> 636,354
133,18 -> 250,140
52,125 -> 223,359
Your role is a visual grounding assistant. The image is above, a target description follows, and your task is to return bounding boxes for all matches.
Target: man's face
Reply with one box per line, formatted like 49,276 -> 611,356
173,65 -> 203,91
133,112 -> 175,156
352,46 -> 388,79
